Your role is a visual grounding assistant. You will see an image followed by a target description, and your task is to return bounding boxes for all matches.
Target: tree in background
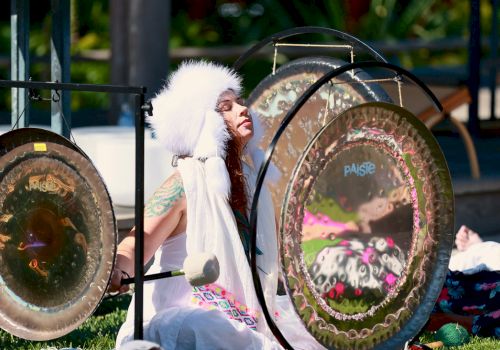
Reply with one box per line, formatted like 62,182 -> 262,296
0,0 -> 496,125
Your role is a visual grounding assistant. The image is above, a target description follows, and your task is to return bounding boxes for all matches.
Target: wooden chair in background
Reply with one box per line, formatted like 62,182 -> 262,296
417,87 -> 481,179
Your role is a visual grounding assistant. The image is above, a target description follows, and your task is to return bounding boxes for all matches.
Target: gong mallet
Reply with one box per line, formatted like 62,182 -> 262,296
121,252 -> 220,287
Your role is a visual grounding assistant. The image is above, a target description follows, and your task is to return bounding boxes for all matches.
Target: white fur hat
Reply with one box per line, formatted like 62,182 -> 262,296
148,60 -> 280,198
148,60 -> 242,159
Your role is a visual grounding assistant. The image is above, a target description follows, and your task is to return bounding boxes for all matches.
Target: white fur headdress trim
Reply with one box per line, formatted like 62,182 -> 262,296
149,60 -> 279,199
148,60 -> 242,159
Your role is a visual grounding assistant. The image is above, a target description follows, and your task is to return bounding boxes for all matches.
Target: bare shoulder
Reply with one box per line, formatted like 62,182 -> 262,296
144,171 -> 186,218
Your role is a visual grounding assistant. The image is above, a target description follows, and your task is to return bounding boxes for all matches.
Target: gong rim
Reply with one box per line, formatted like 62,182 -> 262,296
249,56 -> 392,109
0,128 -> 116,340
280,102 -> 454,349
0,127 -> 85,157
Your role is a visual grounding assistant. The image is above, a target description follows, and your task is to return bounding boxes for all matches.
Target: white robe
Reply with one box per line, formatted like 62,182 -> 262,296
116,158 -> 323,349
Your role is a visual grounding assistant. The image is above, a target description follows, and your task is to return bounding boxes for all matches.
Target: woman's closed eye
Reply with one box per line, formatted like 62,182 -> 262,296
216,100 -> 232,112
216,97 -> 246,113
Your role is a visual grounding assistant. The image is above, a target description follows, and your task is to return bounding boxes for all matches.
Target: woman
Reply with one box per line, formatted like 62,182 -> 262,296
109,61 -> 320,349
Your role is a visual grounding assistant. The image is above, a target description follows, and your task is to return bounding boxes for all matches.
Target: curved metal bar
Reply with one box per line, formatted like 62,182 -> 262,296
249,60 -> 443,349
233,26 -> 388,71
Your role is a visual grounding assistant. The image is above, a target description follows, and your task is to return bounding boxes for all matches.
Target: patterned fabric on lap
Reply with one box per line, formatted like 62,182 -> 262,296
191,284 -> 259,330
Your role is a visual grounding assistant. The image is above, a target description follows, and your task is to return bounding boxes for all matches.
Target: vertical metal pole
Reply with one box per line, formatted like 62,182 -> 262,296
468,0 -> 481,135
128,0 -> 170,101
51,0 -> 71,137
110,0 -> 130,125
489,0 -> 498,120
134,92 -> 145,340
10,0 -> 30,129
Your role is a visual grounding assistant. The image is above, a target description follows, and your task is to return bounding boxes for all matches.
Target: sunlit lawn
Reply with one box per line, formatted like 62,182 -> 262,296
0,293 -> 498,349
0,294 -> 130,350
417,332 -> 499,350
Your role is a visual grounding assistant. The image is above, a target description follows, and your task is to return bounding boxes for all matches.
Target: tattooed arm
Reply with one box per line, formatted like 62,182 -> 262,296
109,171 -> 186,293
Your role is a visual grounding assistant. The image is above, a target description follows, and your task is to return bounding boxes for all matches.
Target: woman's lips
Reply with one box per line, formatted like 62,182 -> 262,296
239,119 -> 252,127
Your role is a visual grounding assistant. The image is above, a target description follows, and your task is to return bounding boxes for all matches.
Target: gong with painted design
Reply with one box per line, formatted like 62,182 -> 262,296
0,128 -> 116,341
281,102 -> 453,349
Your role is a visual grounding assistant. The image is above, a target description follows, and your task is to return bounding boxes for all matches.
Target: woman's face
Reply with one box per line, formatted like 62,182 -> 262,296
217,90 -> 253,146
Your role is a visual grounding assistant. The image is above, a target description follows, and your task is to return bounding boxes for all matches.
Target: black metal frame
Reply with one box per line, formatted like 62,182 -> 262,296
233,25 -> 444,349
246,62 -> 443,349
0,78 -> 148,340
232,26 -> 388,71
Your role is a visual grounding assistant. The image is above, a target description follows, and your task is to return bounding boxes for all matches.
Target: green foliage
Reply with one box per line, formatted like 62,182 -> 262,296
0,23 -> 10,55
171,0 -> 347,45
72,0 -> 109,50
0,0 -> 110,113
357,0 -> 447,40
1,0 -> 497,116
70,62 -> 109,110
170,11 -> 221,48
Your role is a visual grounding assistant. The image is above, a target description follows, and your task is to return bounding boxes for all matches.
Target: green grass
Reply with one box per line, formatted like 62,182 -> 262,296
0,294 -> 130,350
0,293 -> 498,349
417,332 -> 500,349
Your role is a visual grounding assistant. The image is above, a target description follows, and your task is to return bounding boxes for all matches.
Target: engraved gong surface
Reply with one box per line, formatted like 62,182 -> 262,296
247,57 -> 391,218
281,103 -> 453,349
0,128 -> 116,340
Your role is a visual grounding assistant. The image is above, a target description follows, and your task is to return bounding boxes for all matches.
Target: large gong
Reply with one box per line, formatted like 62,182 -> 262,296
246,56 -> 454,348
277,102 -> 453,349
0,128 -> 116,340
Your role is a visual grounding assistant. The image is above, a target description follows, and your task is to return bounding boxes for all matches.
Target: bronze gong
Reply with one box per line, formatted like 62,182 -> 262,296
247,58 -> 454,348
0,128 -> 116,340
247,56 -> 392,217
280,102 -> 454,349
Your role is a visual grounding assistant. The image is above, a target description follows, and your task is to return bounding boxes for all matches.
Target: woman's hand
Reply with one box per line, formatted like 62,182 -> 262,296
108,268 -> 130,294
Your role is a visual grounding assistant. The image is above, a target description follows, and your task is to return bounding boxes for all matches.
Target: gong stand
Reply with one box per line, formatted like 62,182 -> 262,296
248,62 -> 444,349
234,27 -> 452,350
0,78 -> 149,340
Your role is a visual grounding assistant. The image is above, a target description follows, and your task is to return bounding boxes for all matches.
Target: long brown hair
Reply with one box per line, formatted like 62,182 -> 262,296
224,122 -> 248,215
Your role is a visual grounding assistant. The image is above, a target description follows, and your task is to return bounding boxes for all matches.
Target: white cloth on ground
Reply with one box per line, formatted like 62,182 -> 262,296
449,240 -> 500,273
